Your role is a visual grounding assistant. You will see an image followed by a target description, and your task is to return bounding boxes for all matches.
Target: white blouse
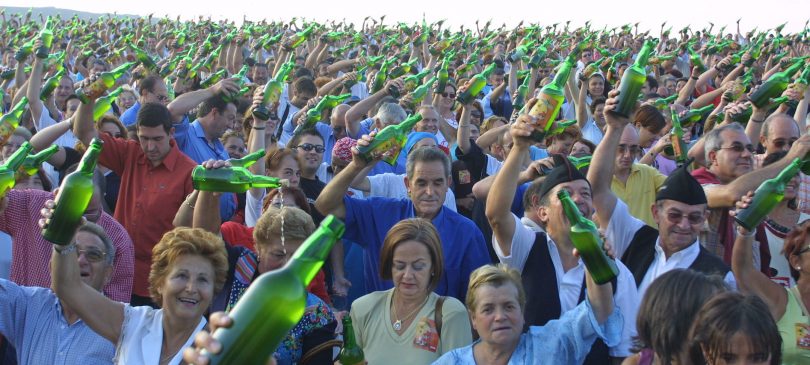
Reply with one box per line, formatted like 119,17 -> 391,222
114,305 -> 206,365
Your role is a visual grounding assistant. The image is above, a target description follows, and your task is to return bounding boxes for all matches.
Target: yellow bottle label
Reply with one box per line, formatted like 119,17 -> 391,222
529,94 -> 561,132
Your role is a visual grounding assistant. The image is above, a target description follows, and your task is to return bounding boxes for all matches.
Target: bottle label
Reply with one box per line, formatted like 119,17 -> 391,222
366,138 -> 403,166
411,317 -> 439,353
529,94 -> 561,132
81,80 -> 108,101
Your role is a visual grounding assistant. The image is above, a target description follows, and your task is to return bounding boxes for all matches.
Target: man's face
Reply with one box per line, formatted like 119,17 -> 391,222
652,200 -> 707,256
490,73 -> 505,87
710,129 -> 754,182
762,117 -> 799,155
211,104 -> 237,140
56,77 -> 74,106
581,51 -> 592,64
293,134 -> 325,173
137,125 -> 173,164
404,160 -> 449,219
616,125 -> 640,171
330,107 -> 348,140
540,180 -> 593,239
65,99 -> 81,119
73,230 -> 112,291
416,109 -> 441,135
90,63 -> 106,76
252,66 -> 269,85
1,134 -> 25,161
147,37 -> 157,50
664,80 -> 677,96
142,80 -> 170,106
291,90 -> 315,108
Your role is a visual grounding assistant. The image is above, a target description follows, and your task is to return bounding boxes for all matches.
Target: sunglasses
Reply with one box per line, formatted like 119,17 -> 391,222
664,211 -> 705,225
78,248 -> 107,263
295,143 -> 325,153
440,92 -> 456,98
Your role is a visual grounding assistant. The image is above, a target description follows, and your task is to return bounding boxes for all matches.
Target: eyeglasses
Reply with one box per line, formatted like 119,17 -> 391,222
716,143 -> 754,153
617,144 -> 641,154
664,211 -> 705,225
440,92 -> 456,98
78,248 -> 107,263
295,143 -> 325,153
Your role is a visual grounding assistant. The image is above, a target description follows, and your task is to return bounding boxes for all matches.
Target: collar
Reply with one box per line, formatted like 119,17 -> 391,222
191,120 -> 212,143
654,237 -> 701,261
520,216 -> 545,233
137,138 -> 183,171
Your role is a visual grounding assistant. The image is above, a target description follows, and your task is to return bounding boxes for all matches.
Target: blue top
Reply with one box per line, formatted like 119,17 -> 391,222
120,101 -> 140,126
173,117 -> 237,220
529,146 -> 548,161
432,299 -> 622,365
343,196 -> 490,301
0,278 -> 116,364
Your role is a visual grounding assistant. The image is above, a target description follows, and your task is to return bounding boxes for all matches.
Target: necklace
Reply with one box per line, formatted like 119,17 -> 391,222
391,291 -> 429,332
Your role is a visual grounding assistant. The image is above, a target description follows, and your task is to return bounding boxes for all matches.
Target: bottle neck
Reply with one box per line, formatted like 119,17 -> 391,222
775,160 -> 801,184
77,147 -> 101,175
560,197 -> 583,224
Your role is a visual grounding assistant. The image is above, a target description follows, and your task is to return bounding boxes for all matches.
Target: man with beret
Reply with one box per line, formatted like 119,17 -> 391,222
589,90 -> 734,299
486,114 -> 639,364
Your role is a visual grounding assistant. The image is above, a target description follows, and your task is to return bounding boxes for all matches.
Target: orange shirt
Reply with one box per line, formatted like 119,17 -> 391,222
98,132 -> 196,297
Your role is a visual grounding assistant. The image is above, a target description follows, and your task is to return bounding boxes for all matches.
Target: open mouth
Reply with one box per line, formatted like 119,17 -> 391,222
178,297 -> 199,306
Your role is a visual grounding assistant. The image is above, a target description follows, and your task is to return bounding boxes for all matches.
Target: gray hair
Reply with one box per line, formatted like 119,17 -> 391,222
406,146 -> 451,180
703,122 -> 746,162
375,102 -> 407,125
77,222 -> 116,267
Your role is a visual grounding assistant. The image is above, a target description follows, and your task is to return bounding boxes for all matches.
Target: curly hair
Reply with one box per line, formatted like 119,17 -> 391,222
148,227 -> 229,305
466,264 -> 526,312
253,206 -> 316,249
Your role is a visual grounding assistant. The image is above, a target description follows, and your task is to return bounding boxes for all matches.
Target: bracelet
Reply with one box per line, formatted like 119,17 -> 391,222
251,126 -> 266,130
55,242 -> 77,255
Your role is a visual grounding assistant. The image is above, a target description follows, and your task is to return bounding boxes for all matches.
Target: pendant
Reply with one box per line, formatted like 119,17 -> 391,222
393,320 -> 402,331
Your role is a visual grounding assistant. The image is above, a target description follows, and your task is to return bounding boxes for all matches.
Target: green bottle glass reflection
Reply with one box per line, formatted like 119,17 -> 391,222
680,104 -> 714,126
128,42 -> 157,73
0,97 -> 29,146
18,144 -> 59,177
407,76 -> 437,109
200,69 -> 228,89
339,316 -> 364,365
192,150 -> 288,193
15,38 -> 35,61
204,216 -> 345,365
39,69 -> 66,101
253,62 -> 295,120
294,94 -> 352,135
749,60 -> 806,108
93,87 -> 124,121
35,17 -> 54,59
735,158 -> 801,230
0,142 -> 33,197
457,63 -> 496,105
435,58 -> 450,93
42,138 -> 103,245
76,62 -> 136,104
356,113 -> 422,166
612,39 -> 657,117
513,75 -> 531,111
558,190 -> 619,284
528,56 -> 575,142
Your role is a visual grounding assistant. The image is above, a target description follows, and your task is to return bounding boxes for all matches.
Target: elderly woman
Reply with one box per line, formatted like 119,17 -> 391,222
433,263 -> 621,364
348,218 -> 472,364
48,223 -> 228,365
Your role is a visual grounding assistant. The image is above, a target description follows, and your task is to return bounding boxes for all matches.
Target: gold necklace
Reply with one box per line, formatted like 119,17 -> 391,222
391,290 -> 429,332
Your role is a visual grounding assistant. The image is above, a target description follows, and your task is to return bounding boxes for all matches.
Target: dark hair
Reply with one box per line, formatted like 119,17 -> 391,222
139,75 -> 163,96
688,292 -> 782,365
522,179 -> 545,212
634,104 -> 666,135
646,75 -> 658,90
136,102 -> 173,134
634,269 -> 728,365
198,95 -> 235,119
289,128 -> 324,148
574,138 -> 597,155
379,218 -> 444,291
292,76 -> 317,97
293,68 -> 314,80
262,186 -> 310,214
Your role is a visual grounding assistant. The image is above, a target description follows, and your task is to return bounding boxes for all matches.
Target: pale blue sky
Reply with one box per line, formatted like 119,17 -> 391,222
2,0 -> 808,33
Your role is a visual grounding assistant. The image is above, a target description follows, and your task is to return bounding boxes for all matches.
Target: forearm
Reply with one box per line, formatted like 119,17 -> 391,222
457,107 -> 472,153
26,57 -> 43,116
721,64 -> 745,85
475,124 -> 509,149
167,87 -> 215,122
345,92 -> 384,135
676,77 -> 697,105
173,191 -> 199,228
690,86 -> 724,109
744,109 -> 768,143
315,161 -> 360,219
585,271 -> 614,324
317,77 -> 344,97
326,59 -> 356,75
576,83 -> 589,128
795,89 -> 810,132
193,190 -> 222,235
73,99 -> 97,146
30,118 -> 71,149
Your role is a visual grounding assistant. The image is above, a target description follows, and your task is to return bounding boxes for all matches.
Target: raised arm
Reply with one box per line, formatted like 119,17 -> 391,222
456,101 -> 474,154
26,40 -> 45,123
314,133 -> 379,219
587,89 -> 628,227
344,79 -> 400,137
167,78 -> 239,122
575,78 -> 590,129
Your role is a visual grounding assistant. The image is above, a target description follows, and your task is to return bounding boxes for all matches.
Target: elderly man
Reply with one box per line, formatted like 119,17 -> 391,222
316,142 -> 490,301
0,223 -> 117,364
486,113 -> 639,364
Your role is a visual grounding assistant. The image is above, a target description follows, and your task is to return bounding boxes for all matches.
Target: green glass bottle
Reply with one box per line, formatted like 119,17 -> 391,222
15,38 -> 35,61
192,164 -> 287,193
680,104 -> 714,126
227,149 -> 265,168
527,56 -> 575,142
159,55 -> 181,78
652,94 -> 677,110
528,39 -> 552,69
582,56 -> 607,79
356,113 -> 422,166
735,158 -> 801,230
372,59 -> 391,94
42,138 -> 103,245
688,47 -> 706,73
39,69 -> 67,101
35,17 -> 54,59
18,144 -> 59,177
509,39 -> 537,63
128,42 -> 157,73
0,141 -> 33,197
222,65 -> 249,103
200,69 -> 228,89
0,97 -> 29,146
253,62 -> 295,120
284,24 -> 316,50
558,190 -> 619,284
663,109 -> 689,164
569,155 -> 592,170
435,58 -> 450,94
456,63 -> 496,105
612,39 -> 657,118
403,67 -> 432,92
389,58 -> 419,79
76,62 -> 136,104
407,76 -> 437,109
204,216 -> 345,365
93,87 -> 124,121
294,94 -> 352,135
513,74 -> 531,111
339,316 -> 365,365
749,60 -> 806,108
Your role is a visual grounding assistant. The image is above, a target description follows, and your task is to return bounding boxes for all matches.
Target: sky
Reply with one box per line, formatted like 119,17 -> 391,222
2,0 -> 808,34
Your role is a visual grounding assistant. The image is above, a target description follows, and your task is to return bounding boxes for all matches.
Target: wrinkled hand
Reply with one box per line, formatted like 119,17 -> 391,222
722,101 -> 749,123
351,130 -> 383,167
200,159 -> 231,170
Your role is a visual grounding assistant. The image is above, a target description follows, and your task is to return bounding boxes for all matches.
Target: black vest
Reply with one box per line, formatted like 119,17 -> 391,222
620,225 -> 730,287
522,233 -> 617,364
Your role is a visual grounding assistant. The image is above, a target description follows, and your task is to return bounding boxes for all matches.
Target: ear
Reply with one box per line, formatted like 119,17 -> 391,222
537,205 -> 550,225
468,310 -> 477,331
707,149 -> 718,167
169,126 -> 176,138
788,254 -> 802,271
759,134 -> 767,148
403,175 -> 410,193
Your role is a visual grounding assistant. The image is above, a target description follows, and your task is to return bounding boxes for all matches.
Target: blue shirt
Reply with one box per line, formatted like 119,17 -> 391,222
0,279 -> 116,364
173,117 -> 237,220
432,299 -> 622,365
343,196 -> 490,301
120,101 -> 140,126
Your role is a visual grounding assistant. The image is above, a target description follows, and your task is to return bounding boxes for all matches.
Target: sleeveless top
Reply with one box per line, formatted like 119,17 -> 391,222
778,286 -> 810,364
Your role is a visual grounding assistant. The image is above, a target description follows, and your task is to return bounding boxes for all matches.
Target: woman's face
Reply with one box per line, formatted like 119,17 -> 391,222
391,240 -> 433,299
570,141 -> 592,157
100,122 -> 123,139
256,237 -> 303,274
470,108 -> 483,127
440,85 -> 456,111
159,254 -> 215,321
587,76 -> 604,97
785,173 -> 801,201
224,136 -> 246,159
268,155 -> 301,187
471,283 -> 524,348
594,104 -> 606,130
118,92 -> 137,110
702,332 -> 771,365
638,126 -> 660,149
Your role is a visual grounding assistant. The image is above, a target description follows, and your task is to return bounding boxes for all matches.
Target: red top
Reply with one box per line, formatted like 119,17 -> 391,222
98,132 -> 196,297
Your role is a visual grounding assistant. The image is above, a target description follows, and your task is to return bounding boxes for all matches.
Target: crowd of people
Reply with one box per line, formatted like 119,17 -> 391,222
0,9 -> 808,365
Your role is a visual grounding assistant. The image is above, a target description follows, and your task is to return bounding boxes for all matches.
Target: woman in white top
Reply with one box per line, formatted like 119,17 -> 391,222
49,218 -> 229,365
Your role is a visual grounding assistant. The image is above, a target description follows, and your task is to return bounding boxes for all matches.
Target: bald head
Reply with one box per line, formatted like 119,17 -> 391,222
762,113 -> 799,154
330,104 -> 351,140
621,124 -> 640,144
616,124 -> 640,172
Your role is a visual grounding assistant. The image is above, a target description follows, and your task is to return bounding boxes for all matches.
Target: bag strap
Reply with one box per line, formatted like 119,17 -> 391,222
434,296 -> 446,337
299,339 -> 343,365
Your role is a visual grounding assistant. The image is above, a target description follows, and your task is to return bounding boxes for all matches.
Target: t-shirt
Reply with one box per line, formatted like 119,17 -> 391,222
367,173 -> 457,212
